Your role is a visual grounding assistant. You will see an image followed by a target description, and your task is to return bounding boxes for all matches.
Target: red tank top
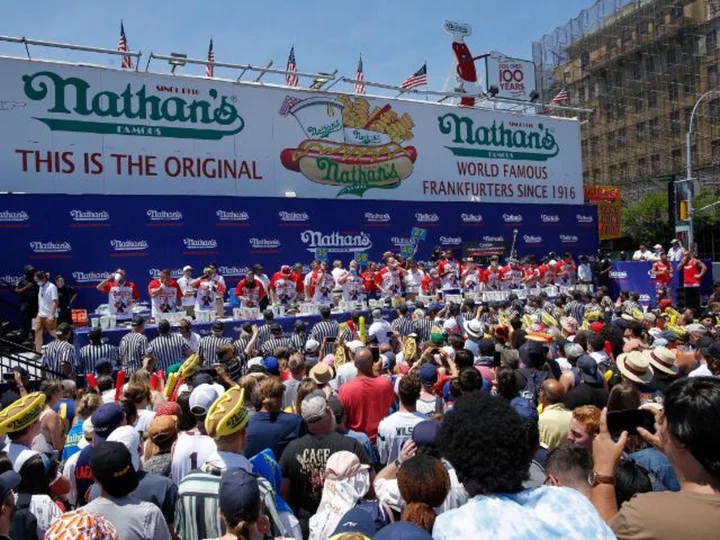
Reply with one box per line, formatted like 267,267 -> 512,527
683,259 -> 700,286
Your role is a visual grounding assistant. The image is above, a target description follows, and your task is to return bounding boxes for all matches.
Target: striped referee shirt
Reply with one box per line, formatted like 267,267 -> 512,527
288,332 -> 307,353
565,300 -> 585,323
149,333 -> 190,372
119,331 -> 149,373
256,324 -> 273,348
391,315 -> 416,337
41,339 -> 80,378
199,334 -> 232,364
79,343 -> 120,374
261,336 -> 291,357
414,318 -> 434,343
310,320 -> 351,356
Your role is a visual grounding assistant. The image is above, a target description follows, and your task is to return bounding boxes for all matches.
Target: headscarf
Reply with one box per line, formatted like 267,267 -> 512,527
308,451 -> 371,540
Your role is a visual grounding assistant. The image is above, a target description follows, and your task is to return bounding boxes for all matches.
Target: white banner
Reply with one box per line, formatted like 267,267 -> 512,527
485,51 -> 537,102
0,56 -> 582,204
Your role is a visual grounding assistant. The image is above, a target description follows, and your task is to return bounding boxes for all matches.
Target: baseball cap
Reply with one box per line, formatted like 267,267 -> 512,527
331,507 -> 376,538
477,338 -> 496,356
205,386 -> 249,439
90,442 -> 138,497
301,391 -> 328,423
189,384 -> 221,416
106,425 -> 141,472
577,355 -> 602,385
701,342 -> 720,360
148,415 -> 178,446
155,401 -> 181,417
686,323 -> 708,334
412,420 -> 442,448
90,403 -> 124,441
418,363 -> 438,385
590,322 -> 604,333
45,509 -> 119,540
219,468 -> 261,520
262,356 -> 280,375
212,320 -> 225,332
182,265 -> 193,272
158,319 -> 171,333
430,332 -> 445,345
346,340 -> 364,353
130,315 -> 145,327
305,339 -> 320,353
373,522 -> 432,540
371,308 -> 384,319
56,322 -> 73,336
0,470 -> 20,502
381,352 -> 396,371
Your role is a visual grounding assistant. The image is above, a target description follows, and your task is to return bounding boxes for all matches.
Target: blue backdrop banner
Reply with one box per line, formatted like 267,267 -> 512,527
0,195 -> 597,317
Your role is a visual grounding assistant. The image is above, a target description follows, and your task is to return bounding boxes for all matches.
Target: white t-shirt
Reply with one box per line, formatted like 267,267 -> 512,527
135,409 -> 156,436
177,275 -> 196,307
37,281 -> 58,318
20,493 -> 61,539
171,431 -> 217,485
312,273 -> 335,305
339,272 -> 365,303
106,283 -> 136,320
632,249 -> 652,261
332,267 -> 345,285
150,283 -> 180,318
403,269 -> 424,295
255,273 -> 270,293
376,411 -> 427,464
369,320 -> 393,345
195,279 -> 220,312
335,362 -> 358,389
63,450 -> 81,506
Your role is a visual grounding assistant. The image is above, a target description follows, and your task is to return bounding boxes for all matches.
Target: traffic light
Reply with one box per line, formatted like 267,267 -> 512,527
679,200 -> 689,221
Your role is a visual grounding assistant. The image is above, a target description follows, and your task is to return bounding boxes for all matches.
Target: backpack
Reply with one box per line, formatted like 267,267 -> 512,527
10,493 -> 39,540
518,368 -> 550,405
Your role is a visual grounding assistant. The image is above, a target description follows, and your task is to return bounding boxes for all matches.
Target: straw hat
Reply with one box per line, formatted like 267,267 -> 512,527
0,392 -> 46,436
205,387 -> 248,439
617,351 -> 654,385
643,347 -> 678,376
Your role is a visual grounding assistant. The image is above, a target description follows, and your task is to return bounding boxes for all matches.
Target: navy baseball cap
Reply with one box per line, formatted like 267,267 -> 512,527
219,468 -> 261,519
91,403 -> 125,441
262,356 -> 280,375
412,420 -> 442,448
373,522 -> 432,539
418,363 -> 438,385
131,315 -> 145,327
0,470 -> 20,501
331,506 -> 376,538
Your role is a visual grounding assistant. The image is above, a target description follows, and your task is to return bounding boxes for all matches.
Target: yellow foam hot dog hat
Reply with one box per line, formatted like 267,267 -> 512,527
0,392 -> 46,436
178,353 -> 201,380
205,386 -> 248,440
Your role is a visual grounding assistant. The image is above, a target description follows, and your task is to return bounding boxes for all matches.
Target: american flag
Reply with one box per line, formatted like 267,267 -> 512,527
286,46 -> 299,87
118,21 -> 132,69
550,87 -> 569,105
278,95 -> 302,116
205,38 -> 214,78
355,55 -> 365,94
401,63 -> 427,91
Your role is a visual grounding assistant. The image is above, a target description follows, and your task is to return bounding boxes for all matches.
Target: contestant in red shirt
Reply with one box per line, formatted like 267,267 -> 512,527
96,268 -> 141,320
376,258 -> 403,299
678,251 -> 707,312
269,265 -> 299,306
482,256 -> 505,291
651,252 -> 673,303
361,262 -> 380,297
338,347 -> 395,441
421,268 -> 440,295
147,269 -> 182,318
235,270 -> 267,308
521,259 -> 540,288
290,263 -> 305,300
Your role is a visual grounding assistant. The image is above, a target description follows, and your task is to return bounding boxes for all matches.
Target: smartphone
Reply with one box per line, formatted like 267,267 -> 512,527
326,336 -> 336,343
493,351 -> 502,368
370,346 -> 380,363
607,409 -> 656,437
2,373 -> 15,381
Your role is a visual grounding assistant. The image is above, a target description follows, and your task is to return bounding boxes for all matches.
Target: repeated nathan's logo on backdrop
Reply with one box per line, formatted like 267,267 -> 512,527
461,213 -> 484,224
148,268 -> 183,278
279,95 -> 418,197
30,241 -> 72,253
183,238 -> 218,250
364,212 -> 391,223
503,213 -> 523,225
110,240 -> 149,252
21,71 -> 244,140
72,271 -> 110,284
70,210 -> 110,222
217,266 -> 251,277
576,214 -> 594,225
278,211 -> 309,223
415,213 -> 439,223
391,237 -> 415,247
146,210 -> 183,227
0,210 -> 30,223
560,234 -> 579,244
540,214 -> 560,224
300,230 -> 372,254
249,238 -> 281,250
523,235 -> 543,244
483,235 -> 504,242
439,236 -> 462,246
216,210 -> 249,222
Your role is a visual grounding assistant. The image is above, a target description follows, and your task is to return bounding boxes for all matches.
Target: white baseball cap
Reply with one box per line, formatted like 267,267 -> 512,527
346,340 -> 364,353
189,384 -> 220,415
183,265 -> 193,272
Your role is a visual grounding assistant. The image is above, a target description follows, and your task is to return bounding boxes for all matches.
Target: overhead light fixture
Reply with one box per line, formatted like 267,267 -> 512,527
284,190 -> 297,198
169,52 -> 187,73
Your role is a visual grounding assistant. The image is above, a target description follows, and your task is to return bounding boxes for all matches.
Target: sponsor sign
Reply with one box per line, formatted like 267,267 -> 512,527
0,56 -> 582,204
300,230 -> 372,255
484,51 -> 537,102
462,238 -> 506,258
146,210 -> 183,227
584,186 -> 621,240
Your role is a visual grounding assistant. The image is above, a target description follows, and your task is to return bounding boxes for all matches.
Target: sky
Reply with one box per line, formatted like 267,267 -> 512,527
0,0 -> 592,95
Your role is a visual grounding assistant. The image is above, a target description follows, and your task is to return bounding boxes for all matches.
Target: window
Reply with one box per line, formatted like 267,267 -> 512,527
614,70 -> 624,88
618,128 -> 627,144
645,55 -> 656,75
607,131 -> 616,150
592,136 -> 600,153
649,118 -> 660,137
671,148 -> 683,170
609,164 -> 618,181
670,110 -> 681,134
708,65 -> 718,89
684,73 -> 696,95
651,153 -> 661,174
685,107 -> 694,131
638,158 -> 647,176
712,140 -> 720,162
635,94 -> 644,112
577,84 -> 585,103
708,30 -> 718,52
620,162 -> 629,181
711,99 -> 720,122
636,122 -> 646,142
605,102 -> 615,121
648,89 -> 658,108
616,101 -> 626,118
667,47 -> 677,68
668,80 -> 679,100
671,4 -> 683,19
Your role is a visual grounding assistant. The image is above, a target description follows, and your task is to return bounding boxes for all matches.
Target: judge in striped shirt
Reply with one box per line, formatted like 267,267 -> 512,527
80,327 -> 120,374
149,319 -> 192,371
199,320 -> 232,364
42,322 -> 81,378
119,315 -> 149,373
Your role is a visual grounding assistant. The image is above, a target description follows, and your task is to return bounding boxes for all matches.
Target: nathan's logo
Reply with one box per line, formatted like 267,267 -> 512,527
300,230 -> 372,253
461,213 -> 483,223
70,210 -> 109,222
523,235 -> 543,244
576,214 -> 594,224
279,95 -> 418,197
279,211 -> 309,222
30,241 -> 71,253
216,210 -> 249,222
0,210 -> 29,222
503,213 -> 523,223
249,238 -> 281,249
639,294 -> 651,303
365,212 -> 390,223
183,238 -> 217,250
148,268 -> 183,278
610,271 -> 628,279
440,236 -> 462,245
541,214 -> 560,223
391,237 -> 415,246
560,234 -> 578,243
22,71 -> 244,140
72,271 -> 110,283
483,235 -> 504,242
415,213 -> 439,223
438,114 -> 559,161
147,210 -> 183,222
218,265 -> 250,277
110,239 -> 148,251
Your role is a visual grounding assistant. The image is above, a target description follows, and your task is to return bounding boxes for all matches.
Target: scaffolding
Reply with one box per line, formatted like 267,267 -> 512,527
533,0 -> 720,208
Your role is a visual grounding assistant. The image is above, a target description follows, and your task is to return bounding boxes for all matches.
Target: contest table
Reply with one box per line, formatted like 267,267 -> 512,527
73,308 -> 398,353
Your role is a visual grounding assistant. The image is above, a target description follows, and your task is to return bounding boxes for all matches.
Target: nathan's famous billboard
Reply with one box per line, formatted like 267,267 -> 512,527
0,56 -> 583,204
